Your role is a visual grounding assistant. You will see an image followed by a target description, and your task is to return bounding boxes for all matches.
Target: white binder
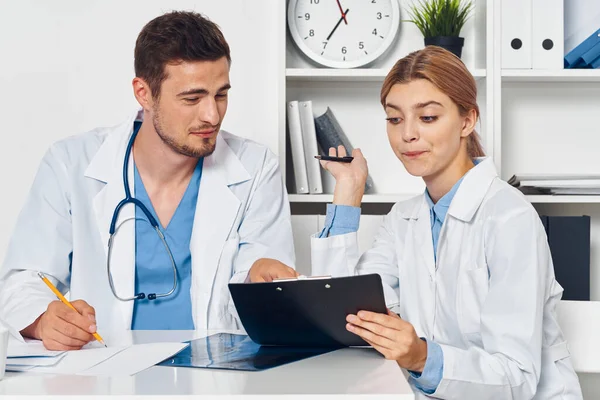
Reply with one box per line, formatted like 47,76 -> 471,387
287,101 -> 309,194
501,0 -> 532,69
532,0 -> 564,69
298,101 -> 323,194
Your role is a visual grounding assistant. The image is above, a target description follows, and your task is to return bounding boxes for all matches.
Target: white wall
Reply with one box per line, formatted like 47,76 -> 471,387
0,0 -> 281,260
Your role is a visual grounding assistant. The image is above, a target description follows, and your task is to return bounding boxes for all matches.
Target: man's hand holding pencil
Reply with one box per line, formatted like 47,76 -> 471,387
19,272 -> 107,351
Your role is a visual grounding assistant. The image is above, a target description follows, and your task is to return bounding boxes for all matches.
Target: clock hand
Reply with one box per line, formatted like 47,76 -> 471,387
326,8 -> 349,41
336,0 -> 348,25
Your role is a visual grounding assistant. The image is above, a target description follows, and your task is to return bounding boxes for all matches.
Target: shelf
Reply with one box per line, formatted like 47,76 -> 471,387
526,195 -> 600,204
290,194 -> 600,204
288,193 -> 419,203
286,68 -> 487,82
502,69 -> 600,82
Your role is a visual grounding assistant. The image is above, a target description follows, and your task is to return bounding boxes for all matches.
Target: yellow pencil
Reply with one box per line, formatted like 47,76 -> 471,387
37,272 -> 107,347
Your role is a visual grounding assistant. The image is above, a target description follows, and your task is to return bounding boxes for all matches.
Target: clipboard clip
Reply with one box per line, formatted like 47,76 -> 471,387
272,275 -> 331,282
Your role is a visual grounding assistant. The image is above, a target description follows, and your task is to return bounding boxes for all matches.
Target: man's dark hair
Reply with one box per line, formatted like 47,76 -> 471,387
134,11 -> 231,98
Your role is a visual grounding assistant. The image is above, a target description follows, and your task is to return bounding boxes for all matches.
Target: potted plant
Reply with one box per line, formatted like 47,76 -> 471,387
406,0 -> 474,59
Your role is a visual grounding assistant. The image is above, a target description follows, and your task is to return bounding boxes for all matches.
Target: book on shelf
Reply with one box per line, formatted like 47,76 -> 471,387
286,103 -> 376,195
286,100 -> 325,194
508,173 -> 600,195
313,107 -> 374,193
286,101 -> 309,194
540,215 -> 591,301
298,101 -> 323,194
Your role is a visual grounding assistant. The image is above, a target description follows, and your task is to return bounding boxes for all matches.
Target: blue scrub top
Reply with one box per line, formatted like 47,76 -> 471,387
130,124 -> 203,330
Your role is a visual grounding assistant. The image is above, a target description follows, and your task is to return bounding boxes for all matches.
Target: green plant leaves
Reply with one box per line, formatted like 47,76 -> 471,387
406,0 -> 474,37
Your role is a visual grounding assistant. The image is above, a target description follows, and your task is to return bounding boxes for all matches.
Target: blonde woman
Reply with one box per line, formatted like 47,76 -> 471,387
310,47 -> 583,399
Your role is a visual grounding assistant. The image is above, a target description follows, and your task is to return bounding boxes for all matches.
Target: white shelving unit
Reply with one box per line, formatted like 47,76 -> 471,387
281,0 -> 492,199
278,0 -> 600,304
281,0 -> 600,202
525,196 -> 600,204
288,193 -> 419,204
290,194 -> 600,205
286,68 -> 393,81
502,69 -> 600,82
286,67 -> 487,81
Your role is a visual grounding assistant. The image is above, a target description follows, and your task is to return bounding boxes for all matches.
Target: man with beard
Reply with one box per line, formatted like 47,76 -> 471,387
0,11 -> 297,350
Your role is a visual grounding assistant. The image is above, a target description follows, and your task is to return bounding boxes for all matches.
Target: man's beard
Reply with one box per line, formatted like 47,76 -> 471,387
152,107 -> 217,158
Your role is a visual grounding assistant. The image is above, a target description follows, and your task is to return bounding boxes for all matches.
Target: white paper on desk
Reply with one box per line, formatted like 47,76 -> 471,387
33,346 -> 126,375
79,342 -> 188,376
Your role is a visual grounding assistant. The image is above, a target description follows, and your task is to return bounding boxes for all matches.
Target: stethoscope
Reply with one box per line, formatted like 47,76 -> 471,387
106,122 -> 178,301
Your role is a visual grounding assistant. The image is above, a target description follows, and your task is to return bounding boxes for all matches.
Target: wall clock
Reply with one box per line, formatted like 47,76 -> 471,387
287,0 -> 400,68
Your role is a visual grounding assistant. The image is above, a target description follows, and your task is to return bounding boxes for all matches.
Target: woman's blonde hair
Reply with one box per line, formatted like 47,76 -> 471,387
380,46 -> 485,158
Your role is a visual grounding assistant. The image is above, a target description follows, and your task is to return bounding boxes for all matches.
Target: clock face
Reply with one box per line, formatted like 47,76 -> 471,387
287,0 -> 400,68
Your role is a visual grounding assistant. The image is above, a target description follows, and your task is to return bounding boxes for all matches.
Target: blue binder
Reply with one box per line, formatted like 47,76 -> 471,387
581,42 -> 600,67
565,28 -> 600,68
592,55 -> 600,69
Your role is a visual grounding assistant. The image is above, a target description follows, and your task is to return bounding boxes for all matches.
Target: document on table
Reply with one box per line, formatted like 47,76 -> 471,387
33,346 -> 126,375
7,338 -> 65,358
7,339 -> 188,376
80,342 -> 189,376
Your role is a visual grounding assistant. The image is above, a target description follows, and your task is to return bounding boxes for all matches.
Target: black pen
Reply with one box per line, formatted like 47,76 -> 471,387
314,155 -> 354,163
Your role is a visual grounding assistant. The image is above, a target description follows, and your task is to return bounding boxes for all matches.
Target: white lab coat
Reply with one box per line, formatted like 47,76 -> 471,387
311,158 -> 582,400
0,111 -> 295,337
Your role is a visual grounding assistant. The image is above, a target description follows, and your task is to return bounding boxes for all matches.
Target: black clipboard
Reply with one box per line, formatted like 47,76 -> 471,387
228,274 -> 387,347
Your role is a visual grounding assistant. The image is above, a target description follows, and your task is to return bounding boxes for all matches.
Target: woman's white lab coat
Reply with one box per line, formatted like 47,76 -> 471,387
311,158 -> 582,399
0,111 -> 295,337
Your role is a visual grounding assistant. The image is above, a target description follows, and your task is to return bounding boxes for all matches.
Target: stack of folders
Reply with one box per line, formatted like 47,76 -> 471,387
6,343 -> 67,372
508,174 -> 600,195
501,0 -> 564,69
287,102 -> 374,194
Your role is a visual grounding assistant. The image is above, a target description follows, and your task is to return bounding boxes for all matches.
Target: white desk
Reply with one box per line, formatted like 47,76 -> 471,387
0,330 -> 416,399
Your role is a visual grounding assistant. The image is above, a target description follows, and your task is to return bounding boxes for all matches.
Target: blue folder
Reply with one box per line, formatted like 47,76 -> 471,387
592,55 -> 600,69
157,333 -> 336,371
581,42 -> 600,67
565,28 -> 600,68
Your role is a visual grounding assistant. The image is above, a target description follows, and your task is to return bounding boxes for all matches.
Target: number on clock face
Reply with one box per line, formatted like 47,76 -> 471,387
288,0 -> 400,68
